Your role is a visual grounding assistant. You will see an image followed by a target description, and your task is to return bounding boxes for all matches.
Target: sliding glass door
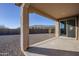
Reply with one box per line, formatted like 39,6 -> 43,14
67,19 -> 75,37
60,21 -> 66,36
59,17 -> 76,38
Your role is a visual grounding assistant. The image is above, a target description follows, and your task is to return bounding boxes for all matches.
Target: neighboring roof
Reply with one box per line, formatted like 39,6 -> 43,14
29,25 -> 55,29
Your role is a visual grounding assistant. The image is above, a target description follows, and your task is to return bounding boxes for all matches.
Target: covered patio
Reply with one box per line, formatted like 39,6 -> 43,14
15,3 -> 79,56
26,38 -> 79,56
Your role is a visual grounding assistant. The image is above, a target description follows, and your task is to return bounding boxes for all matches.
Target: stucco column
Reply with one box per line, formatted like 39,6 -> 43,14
49,28 -> 51,34
55,20 -> 59,39
21,4 -> 29,51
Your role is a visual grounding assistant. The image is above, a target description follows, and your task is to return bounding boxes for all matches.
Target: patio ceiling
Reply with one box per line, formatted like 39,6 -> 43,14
16,3 -> 79,20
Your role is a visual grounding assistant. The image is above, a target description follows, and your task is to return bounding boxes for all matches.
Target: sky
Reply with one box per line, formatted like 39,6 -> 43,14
0,3 -> 55,29
29,13 -> 55,26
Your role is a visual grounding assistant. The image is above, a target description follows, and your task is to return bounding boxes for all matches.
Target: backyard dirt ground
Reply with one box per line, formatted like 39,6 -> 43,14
0,33 -> 54,56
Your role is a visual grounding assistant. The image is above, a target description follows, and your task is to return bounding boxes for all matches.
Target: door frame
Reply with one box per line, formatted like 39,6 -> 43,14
59,17 -> 77,40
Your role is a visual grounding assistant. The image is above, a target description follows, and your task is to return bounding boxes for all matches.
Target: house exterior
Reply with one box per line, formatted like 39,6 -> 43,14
15,3 -> 79,53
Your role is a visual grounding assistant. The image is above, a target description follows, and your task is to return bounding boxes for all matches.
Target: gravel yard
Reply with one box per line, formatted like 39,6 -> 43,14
0,35 -> 23,56
0,34 -> 54,56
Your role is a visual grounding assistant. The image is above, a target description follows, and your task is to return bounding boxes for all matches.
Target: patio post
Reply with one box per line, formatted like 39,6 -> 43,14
55,20 -> 59,39
21,4 -> 30,51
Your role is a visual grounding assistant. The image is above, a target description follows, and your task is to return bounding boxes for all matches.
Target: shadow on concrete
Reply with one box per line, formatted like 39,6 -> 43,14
27,47 -> 79,56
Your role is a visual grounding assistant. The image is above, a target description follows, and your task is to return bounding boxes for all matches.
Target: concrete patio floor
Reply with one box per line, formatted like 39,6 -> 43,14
26,38 -> 79,56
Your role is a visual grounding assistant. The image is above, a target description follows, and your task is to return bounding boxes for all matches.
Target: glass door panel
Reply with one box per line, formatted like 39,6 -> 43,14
60,21 -> 66,36
67,19 -> 75,37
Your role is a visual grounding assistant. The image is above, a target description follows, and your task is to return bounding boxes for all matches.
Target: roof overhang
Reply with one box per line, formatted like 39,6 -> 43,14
15,3 -> 22,7
15,3 -> 79,20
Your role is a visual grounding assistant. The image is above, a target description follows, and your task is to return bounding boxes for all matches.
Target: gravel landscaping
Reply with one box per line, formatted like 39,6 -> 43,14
0,34 -> 54,56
